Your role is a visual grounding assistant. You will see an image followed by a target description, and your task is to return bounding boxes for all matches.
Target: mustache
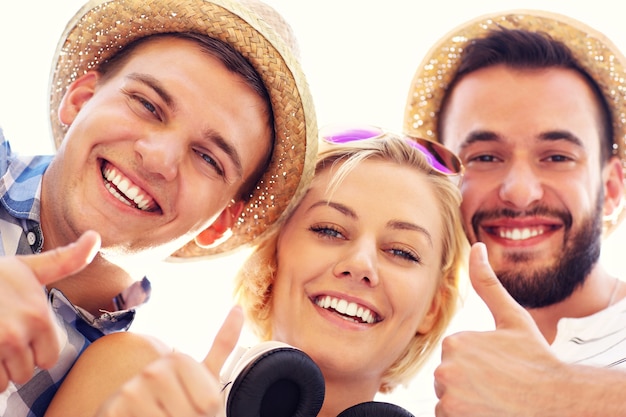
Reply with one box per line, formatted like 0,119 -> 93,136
471,206 -> 573,232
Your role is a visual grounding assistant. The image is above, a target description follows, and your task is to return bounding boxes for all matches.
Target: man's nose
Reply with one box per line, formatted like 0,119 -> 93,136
134,133 -> 183,181
498,160 -> 544,208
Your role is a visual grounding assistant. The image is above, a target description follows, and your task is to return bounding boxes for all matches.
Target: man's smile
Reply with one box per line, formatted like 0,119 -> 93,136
101,161 -> 160,212
483,224 -> 561,241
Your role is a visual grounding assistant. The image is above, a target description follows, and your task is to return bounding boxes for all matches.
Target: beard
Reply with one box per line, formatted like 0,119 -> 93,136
472,192 -> 604,308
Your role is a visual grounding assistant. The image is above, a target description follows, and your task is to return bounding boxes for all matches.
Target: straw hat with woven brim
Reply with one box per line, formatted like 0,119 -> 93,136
49,0 -> 317,260
404,9 -> 626,235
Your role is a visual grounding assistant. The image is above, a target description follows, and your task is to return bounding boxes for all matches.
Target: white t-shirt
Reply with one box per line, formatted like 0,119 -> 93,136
551,296 -> 626,368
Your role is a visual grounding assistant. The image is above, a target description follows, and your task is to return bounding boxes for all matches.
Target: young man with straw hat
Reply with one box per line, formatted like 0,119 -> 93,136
0,0 -> 317,415
404,10 -> 626,416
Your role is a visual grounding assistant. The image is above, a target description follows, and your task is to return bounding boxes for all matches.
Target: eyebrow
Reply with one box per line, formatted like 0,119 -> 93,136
460,129 -> 585,151
309,200 -> 356,218
387,220 -> 433,248
203,128 -> 243,180
127,73 -> 175,110
308,200 -> 433,247
539,130 -> 585,147
126,73 -> 243,179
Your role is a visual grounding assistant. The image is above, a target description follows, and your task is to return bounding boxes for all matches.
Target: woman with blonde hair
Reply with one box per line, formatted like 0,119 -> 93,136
234,125 -> 468,416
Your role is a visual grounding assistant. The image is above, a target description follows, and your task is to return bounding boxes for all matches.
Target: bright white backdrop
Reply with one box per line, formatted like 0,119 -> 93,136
2,1 -> 625,415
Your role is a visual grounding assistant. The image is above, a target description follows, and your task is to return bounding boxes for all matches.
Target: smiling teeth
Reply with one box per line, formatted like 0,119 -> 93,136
103,165 -> 153,211
315,295 -> 377,324
499,228 -> 544,241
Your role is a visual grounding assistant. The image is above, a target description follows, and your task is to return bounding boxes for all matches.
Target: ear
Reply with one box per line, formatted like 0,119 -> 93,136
416,287 -> 442,335
194,201 -> 245,249
58,71 -> 99,126
602,156 -> 625,222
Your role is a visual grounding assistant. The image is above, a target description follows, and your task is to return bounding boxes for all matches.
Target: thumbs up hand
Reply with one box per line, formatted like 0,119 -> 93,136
91,306 -> 244,417
434,242 -> 561,417
0,230 -> 100,390
464,242 -> 543,334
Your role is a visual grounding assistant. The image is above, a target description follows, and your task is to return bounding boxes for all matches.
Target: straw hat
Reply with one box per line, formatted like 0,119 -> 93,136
404,9 -> 626,234
48,0 -> 317,260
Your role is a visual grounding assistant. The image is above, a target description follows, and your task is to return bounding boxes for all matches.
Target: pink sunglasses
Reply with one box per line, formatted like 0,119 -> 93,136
321,124 -> 464,184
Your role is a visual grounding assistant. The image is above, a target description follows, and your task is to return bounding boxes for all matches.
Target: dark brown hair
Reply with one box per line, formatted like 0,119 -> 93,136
438,27 -> 614,163
98,32 -> 274,201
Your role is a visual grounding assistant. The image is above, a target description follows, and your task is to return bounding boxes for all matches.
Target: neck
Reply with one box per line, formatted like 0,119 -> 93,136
45,252 -> 135,316
528,264 -> 622,343
316,371 -> 380,417
39,192 -> 137,315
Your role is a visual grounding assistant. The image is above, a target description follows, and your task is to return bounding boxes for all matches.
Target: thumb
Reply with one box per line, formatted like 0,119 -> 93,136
469,242 -> 529,329
18,230 -> 101,286
203,305 -> 244,376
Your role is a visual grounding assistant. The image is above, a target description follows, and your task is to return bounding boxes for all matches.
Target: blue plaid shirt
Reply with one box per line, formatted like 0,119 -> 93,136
0,134 -> 151,417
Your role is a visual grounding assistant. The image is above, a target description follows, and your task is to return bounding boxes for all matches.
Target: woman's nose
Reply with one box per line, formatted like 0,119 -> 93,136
332,242 -> 380,286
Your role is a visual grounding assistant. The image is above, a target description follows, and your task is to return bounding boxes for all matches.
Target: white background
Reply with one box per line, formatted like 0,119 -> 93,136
2,1 -> 625,415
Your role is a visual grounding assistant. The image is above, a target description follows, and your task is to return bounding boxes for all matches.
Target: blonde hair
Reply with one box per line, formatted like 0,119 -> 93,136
234,133 -> 468,393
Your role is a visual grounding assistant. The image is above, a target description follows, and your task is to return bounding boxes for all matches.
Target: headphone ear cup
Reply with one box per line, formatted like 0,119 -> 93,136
337,401 -> 415,417
225,346 -> 325,417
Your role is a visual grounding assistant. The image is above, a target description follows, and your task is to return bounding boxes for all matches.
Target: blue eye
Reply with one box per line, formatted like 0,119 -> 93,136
194,149 -> 225,177
138,97 -> 157,115
123,88 -> 162,121
389,247 -> 421,264
309,225 -> 344,239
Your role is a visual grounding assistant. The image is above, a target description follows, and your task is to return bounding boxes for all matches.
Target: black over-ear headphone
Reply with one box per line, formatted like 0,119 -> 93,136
219,342 -> 414,417
337,401 -> 415,417
220,341 -> 325,417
